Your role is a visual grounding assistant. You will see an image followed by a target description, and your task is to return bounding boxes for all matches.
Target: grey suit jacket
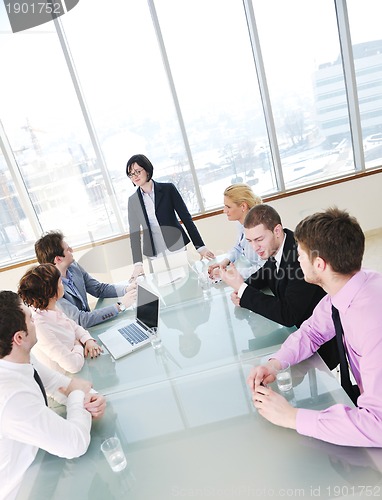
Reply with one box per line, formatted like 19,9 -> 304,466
57,262 -> 126,329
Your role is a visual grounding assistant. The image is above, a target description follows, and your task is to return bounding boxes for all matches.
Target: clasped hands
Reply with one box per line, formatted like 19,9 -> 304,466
246,361 -> 297,429
59,378 -> 106,420
121,282 -> 137,308
128,264 -> 145,284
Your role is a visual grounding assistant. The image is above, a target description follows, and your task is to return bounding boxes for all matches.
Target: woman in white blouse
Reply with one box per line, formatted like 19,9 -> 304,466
18,263 -> 103,373
208,183 -> 265,279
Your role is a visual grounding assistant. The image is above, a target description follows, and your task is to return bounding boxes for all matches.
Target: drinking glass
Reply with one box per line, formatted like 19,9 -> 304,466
275,361 -> 293,392
147,326 -> 162,350
198,271 -> 211,297
100,437 -> 127,472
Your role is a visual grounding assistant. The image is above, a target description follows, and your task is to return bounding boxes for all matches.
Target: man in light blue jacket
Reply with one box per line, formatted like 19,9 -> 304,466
35,231 -> 136,328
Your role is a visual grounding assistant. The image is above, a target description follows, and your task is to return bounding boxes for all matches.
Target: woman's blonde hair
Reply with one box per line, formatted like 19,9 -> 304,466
223,183 -> 262,209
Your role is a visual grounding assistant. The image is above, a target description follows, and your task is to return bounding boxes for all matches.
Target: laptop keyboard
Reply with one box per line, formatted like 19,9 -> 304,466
118,323 -> 149,345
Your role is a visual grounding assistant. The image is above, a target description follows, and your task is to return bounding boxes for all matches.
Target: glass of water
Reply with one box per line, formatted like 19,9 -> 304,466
101,436 -> 127,472
198,271 -> 211,298
275,361 -> 293,392
147,326 -> 162,350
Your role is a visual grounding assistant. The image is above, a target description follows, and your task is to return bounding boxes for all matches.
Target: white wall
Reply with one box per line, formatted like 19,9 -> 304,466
270,173 -> 382,232
2,172 -> 382,293
196,172 -> 382,250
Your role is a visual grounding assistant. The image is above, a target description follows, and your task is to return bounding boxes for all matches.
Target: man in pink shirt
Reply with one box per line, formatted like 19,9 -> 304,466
248,207 -> 382,447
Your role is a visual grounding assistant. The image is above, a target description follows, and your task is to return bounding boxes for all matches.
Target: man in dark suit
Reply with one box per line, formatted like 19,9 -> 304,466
220,204 -> 339,369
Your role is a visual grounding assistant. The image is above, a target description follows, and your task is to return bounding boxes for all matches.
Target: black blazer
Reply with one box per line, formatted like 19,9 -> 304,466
240,228 -> 339,369
240,228 -> 325,327
128,181 -> 205,263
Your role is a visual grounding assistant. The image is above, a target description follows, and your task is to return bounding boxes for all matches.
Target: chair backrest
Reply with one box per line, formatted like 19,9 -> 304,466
76,239 -> 140,283
149,250 -> 189,274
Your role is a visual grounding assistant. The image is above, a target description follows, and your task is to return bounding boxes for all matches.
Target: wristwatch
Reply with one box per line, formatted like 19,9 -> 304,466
117,301 -> 126,313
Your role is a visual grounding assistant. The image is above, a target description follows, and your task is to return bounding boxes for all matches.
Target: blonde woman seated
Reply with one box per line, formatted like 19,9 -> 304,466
208,183 -> 265,280
18,263 -> 103,374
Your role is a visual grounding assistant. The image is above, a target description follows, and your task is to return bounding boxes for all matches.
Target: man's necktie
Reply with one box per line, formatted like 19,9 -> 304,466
268,256 -> 277,276
331,305 -> 360,405
66,277 -> 87,311
33,368 -> 48,406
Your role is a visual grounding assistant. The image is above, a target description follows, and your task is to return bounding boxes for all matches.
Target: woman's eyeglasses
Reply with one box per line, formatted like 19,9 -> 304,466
128,169 -> 144,179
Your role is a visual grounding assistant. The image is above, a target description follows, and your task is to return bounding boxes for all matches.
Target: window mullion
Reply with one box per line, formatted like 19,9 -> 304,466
242,0 -> 284,192
335,0 -> 365,172
0,119 -> 43,239
148,0 -> 205,212
53,16 -> 126,233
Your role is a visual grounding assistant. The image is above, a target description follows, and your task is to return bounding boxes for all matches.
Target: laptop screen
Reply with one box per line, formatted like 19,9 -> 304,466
136,285 -> 159,330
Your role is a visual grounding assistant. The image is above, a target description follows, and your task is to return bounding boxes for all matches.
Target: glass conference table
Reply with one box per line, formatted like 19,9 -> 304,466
16,264 -> 382,499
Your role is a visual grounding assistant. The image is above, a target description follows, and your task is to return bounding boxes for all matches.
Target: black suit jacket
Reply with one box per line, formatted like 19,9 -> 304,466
240,228 -> 324,327
128,181 -> 205,263
240,228 -> 339,369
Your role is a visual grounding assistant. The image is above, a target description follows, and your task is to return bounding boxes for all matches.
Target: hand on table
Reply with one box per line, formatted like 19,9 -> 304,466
84,339 -> 103,358
230,290 -> 241,307
121,282 -> 137,308
84,393 -> 106,420
246,361 -> 297,429
252,384 -> 297,429
199,248 -> 215,261
246,361 -> 280,392
208,258 -> 230,278
220,263 -> 244,290
60,378 -> 106,419
59,377 -> 92,398
129,264 -> 144,283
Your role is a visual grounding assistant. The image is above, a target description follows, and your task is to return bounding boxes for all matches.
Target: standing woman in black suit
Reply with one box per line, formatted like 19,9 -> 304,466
126,154 -> 214,280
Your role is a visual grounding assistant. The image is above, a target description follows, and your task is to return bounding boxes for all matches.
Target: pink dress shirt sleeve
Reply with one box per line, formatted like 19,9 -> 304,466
273,273 -> 382,447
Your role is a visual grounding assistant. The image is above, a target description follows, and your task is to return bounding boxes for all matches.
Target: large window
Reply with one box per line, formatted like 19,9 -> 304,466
347,0 -> 382,169
254,0 -> 355,188
0,0 -> 381,267
0,21 -> 121,256
61,0 -> 189,223
0,149 -> 35,263
154,0 -> 274,206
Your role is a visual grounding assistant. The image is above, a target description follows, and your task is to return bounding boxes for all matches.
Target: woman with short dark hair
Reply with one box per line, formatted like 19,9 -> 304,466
126,154 -> 214,280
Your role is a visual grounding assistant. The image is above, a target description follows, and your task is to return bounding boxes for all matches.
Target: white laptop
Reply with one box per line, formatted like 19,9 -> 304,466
98,284 -> 160,359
